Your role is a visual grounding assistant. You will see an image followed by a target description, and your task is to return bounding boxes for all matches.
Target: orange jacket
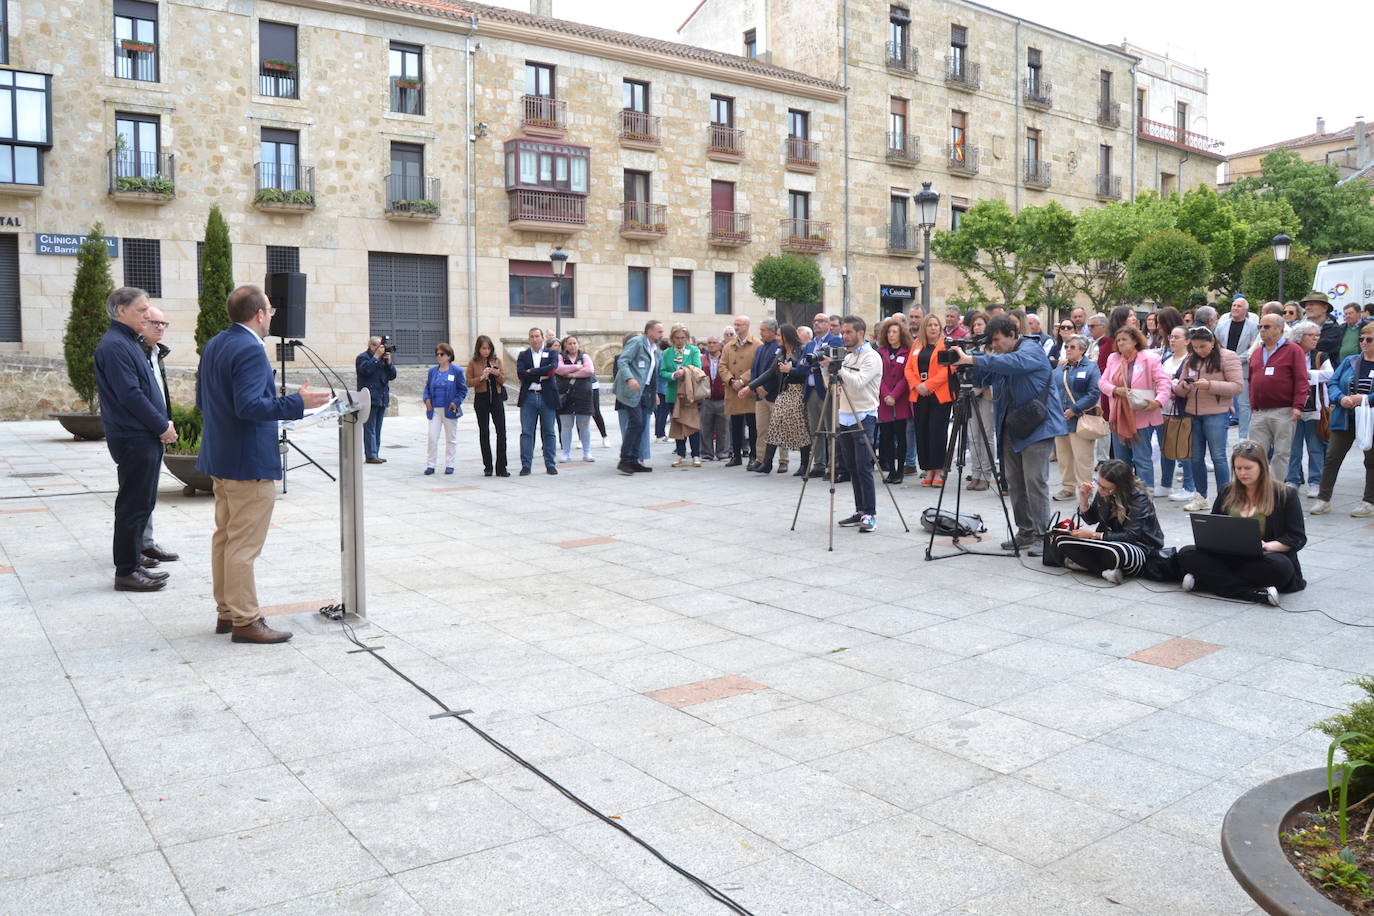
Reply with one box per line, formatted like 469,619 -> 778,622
905,339 -> 954,404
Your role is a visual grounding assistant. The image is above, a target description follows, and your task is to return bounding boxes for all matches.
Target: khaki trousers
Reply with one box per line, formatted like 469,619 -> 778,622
211,477 -> 276,627
1055,433 -> 1096,492
753,399 -> 774,458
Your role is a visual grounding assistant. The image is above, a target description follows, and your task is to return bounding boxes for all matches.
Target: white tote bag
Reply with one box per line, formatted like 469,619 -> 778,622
1356,400 -> 1374,452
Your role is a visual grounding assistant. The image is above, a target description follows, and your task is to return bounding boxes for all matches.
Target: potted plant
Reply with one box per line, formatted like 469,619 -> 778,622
394,77 -> 421,90
162,404 -> 213,495
1223,675 -> 1374,915
53,225 -> 113,440
120,39 -> 155,54
262,59 -> 295,73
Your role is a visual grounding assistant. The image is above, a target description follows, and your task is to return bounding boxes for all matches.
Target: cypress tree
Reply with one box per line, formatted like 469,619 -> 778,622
62,223 -> 115,412
195,204 -> 233,355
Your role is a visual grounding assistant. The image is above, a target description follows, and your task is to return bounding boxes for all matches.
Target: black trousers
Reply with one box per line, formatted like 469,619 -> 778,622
877,419 -> 907,472
474,392 -> 508,473
106,435 -> 163,577
914,398 -> 953,471
1176,546 -> 1300,600
729,413 -> 757,459
590,388 -> 607,439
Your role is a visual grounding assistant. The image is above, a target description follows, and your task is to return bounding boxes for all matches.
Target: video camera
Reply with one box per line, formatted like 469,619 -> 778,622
804,344 -> 848,375
380,334 -> 397,354
936,332 -> 988,366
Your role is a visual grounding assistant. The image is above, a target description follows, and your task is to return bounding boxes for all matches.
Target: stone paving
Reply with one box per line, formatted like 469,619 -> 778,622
2,410 -> 1373,915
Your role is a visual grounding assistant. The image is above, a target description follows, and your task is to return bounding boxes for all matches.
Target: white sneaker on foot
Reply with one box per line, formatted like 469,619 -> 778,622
1168,488 -> 1191,502
1352,501 -> 1374,518
1309,500 -> 1331,515
1052,488 -> 1074,501
1182,494 -> 1209,512
1152,486 -> 1169,498
1101,568 -> 1124,586
1263,586 -> 1280,607
1306,483 -> 1319,498
1181,573 -> 1196,593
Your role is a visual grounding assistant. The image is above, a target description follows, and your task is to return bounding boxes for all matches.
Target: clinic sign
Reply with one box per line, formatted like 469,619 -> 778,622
36,233 -> 119,257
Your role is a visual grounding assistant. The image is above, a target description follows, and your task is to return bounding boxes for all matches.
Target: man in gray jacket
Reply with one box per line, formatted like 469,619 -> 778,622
1215,296 -> 1259,436
614,319 -> 664,474
820,316 -> 882,532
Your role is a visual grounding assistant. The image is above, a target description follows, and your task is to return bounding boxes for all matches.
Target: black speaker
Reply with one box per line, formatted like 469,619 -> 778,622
266,272 -> 307,339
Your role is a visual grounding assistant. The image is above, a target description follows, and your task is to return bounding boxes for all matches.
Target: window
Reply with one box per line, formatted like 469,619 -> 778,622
950,109 -> 967,161
0,71 -> 52,186
788,190 -> 810,223
890,193 -> 909,246
0,0 -> 7,65
267,245 -> 300,275
508,259 -> 574,318
115,112 -> 161,179
503,139 -> 590,193
1100,144 -> 1113,177
1026,127 -> 1040,163
1099,70 -> 1113,105
259,22 -> 298,99
889,96 -> 907,142
950,24 -> 967,75
710,95 -> 734,127
714,272 -> 733,315
1137,88 -> 1147,119
123,238 -> 161,297
1175,101 -> 1188,132
787,109 -> 809,141
628,267 -> 649,312
259,128 -> 300,190
391,42 -> 423,115
389,141 -> 425,202
672,270 -> 692,314
525,62 -> 555,98
1026,48 -> 1042,94
743,29 -> 757,58
623,169 -> 650,203
951,198 -> 967,231
622,79 -> 649,114
114,0 -> 158,82
889,6 -> 909,63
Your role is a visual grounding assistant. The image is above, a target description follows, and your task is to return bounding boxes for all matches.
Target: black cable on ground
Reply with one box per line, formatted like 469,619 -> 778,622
322,607 -> 755,916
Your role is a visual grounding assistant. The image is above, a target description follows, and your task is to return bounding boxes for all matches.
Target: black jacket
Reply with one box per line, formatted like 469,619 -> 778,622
1317,315 -> 1344,367
93,320 -> 168,439
1210,483 -> 1307,591
1082,488 -> 1165,550
750,350 -> 808,395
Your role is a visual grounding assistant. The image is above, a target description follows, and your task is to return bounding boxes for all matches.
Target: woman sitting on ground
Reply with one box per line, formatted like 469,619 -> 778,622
1051,459 -> 1164,586
1176,440 -> 1307,605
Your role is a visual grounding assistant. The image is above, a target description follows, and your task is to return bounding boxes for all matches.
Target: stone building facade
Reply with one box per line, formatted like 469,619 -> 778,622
1223,117 -> 1373,187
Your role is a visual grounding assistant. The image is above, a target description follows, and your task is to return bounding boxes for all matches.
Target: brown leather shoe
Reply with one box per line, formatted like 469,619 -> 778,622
215,617 -> 233,634
139,566 -> 169,581
114,569 -> 166,592
230,618 -> 293,644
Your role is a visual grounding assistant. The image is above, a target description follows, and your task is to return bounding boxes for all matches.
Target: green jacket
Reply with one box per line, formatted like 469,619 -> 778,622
659,345 -> 701,403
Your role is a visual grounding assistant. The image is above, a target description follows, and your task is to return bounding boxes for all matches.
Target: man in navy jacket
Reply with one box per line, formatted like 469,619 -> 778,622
197,285 -> 330,643
801,311 -> 844,478
356,337 -> 397,463
516,327 -> 561,475
93,287 -> 177,592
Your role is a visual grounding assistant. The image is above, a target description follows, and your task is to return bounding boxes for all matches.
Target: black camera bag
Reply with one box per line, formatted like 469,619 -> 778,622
920,507 -> 986,538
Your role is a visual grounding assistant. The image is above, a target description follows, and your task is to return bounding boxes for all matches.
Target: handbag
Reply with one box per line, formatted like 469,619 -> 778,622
920,507 -> 985,538
1075,409 -> 1109,441
1041,512 -> 1079,568
1162,416 -> 1192,461
691,371 -> 712,403
1316,404 -> 1331,441
1005,373 -> 1053,441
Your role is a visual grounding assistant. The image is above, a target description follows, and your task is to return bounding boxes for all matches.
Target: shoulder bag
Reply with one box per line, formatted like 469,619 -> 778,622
1062,368 -> 1108,441
1005,371 -> 1053,441
1160,364 -> 1192,462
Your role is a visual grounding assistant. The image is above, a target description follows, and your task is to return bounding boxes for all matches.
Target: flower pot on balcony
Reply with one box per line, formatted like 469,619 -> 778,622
394,79 -> 421,90
50,412 -> 105,441
262,59 -> 296,72
121,40 -> 155,53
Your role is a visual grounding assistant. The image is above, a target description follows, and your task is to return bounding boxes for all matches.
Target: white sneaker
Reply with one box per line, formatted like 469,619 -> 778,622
1052,488 -> 1075,501
692,457 -> 702,467
601,439 -> 609,449
582,454 -> 595,463
1168,488 -> 1191,502
1152,486 -> 1169,498
1181,573 -> 1196,593
1101,568 -> 1124,586
1263,586 -> 1280,607
1310,500 -> 1332,515
1352,502 -> 1374,518
1306,483 -> 1320,498
559,452 -> 571,463
1181,494 -> 1208,512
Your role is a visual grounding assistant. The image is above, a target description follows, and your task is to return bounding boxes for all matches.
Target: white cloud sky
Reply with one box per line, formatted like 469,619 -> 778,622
485,0 -> 1372,155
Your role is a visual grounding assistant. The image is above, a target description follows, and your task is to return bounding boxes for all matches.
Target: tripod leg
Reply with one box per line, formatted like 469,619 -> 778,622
969,393 -> 1019,550
925,396 -> 968,558
287,438 -> 338,482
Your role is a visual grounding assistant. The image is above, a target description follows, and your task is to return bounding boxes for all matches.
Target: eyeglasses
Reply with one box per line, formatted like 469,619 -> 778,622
147,320 -> 169,328
1058,325 -> 1073,330
1361,336 -> 1374,342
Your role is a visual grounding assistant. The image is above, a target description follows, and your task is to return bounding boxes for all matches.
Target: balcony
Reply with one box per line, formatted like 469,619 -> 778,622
618,109 -> 661,150
253,163 -> 315,213
107,150 -> 175,204
1097,101 -> 1121,128
114,40 -> 157,81
707,210 -> 751,247
886,133 -> 920,167
1096,173 -> 1122,200
945,56 -> 980,91
887,224 -> 919,257
780,218 -> 832,253
785,137 -> 820,173
1024,158 -> 1051,189
947,143 -> 979,177
508,189 -> 586,233
1137,117 -> 1224,156
384,175 -> 440,220
390,77 -> 424,115
620,201 -> 666,240
521,95 -> 567,138
1023,78 -> 1052,110
258,61 -> 298,100
886,41 -> 918,73
707,124 -> 745,162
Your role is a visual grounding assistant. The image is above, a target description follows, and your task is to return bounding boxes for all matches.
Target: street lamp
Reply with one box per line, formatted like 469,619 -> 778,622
1272,232 -> 1292,303
1042,269 -> 1056,319
915,182 -> 940,314
549,245 -> 569,339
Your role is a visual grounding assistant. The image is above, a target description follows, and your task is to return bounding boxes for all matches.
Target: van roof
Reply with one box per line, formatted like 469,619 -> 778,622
1320,253 -> 1374,264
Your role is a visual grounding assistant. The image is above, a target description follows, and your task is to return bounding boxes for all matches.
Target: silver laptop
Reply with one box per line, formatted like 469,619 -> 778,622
1190,513 -> 1263,558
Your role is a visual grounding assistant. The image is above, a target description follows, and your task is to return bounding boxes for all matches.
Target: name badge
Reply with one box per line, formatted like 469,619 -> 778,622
638,360 -> 647,369
446,374 -> 454,382
1076,370 -> 1087,379
1265,366 -> 1275,376
896,356 -> 905,364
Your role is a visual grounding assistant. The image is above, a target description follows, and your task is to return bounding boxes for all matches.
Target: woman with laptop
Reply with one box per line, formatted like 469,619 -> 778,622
1052,459 -> 1164,586
1176,440 -> 1307,605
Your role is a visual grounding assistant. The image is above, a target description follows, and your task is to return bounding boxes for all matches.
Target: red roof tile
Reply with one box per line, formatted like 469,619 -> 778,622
1229,123 -> 1357,160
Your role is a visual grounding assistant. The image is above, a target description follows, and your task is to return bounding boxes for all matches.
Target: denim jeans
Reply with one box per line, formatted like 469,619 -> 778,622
519,390 -> 558,470
836,416 -> 877,516
363,406 -> 385,459
1287,418 -> 1327,486
903,418 -> 918,469
620,387 -> 655,463
1188,412 -> 1230,498
674,432 -> 702,457
1112,423 -> 1158,489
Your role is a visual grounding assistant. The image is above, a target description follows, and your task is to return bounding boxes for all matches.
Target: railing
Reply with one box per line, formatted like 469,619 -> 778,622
785,136 -> 820,168
887,224 -> 919,254
253,162 -> 315,207
1024,158 -> 1051,187
391,77 -> 424,115
1024,77 -> 1052,108
945,56 -> 980,90
259,64 -> 298,99
781,218 -> 831,250
618,109 -> 661,145
1097,100 -> 1121,127
114,42 -> 157,81
886,132 -> 920,164
1096,173 -> 1122,199
1137,117 -> 1224,154
947,143 -> 979,174
886,41 -> 917,72
107,150 -> 175,194
708,124 -> 745,156
385,175 -> 440,215
708,210 -> 751,242
508,189 -> 585,225
522,94 -> 566,130
621,200 -> 666,234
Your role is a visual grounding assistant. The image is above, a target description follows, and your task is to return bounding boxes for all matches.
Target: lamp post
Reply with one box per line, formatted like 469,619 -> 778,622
915,182 -> 940,315
549,245 -> 569,339
1042,269 -> 1056,319
1272,232 -> 1291,304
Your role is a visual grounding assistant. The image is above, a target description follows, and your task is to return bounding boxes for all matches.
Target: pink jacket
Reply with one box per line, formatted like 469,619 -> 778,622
1098,349 -> 1172,429
553,352 -> 593,377
877,346 -> 912,422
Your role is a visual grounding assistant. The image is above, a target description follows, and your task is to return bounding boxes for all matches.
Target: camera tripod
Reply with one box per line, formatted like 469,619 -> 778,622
790,366 -> 909,550
923,375 -> 1018,561
276,340 -> 335,493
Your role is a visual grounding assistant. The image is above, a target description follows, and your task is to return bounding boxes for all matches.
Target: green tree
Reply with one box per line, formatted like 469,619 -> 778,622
1175,184 -> 1299,297
750,254 -> 823,304
62,223 -> 115,412
1127,230 -> 1210,308
931,199 -> 1075,308
1062,196 -> 1176,312
1225,150 -> 1374,255
1238,247 -> 1319,304
195,204 -> 234,355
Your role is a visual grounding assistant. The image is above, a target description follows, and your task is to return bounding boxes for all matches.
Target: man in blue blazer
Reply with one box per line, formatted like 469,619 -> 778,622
801,311 -> 845,479
356,337 -> 397,463
197,285 -> 330,643
516,327 -> 561,475
613,319 -> 664,474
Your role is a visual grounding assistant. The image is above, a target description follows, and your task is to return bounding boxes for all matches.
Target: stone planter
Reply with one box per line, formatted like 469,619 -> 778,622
1221,767 -> 1360,915
51,412 -> 105,440
162,453 -> 214,496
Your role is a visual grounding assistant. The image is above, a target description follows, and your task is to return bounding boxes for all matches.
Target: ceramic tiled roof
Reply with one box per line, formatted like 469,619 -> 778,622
1229,124 -> 1357,160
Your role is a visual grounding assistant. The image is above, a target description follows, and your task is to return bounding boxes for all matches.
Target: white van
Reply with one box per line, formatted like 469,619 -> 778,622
1312,253 -> 1374,309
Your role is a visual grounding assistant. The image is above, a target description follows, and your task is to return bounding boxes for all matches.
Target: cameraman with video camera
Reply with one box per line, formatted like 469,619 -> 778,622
357,335 -> 398,464
951,315 -> 1068,555
819,316 -> 883,532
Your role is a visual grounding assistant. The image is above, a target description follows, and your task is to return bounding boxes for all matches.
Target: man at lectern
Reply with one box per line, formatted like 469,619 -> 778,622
197,285 -> 330,644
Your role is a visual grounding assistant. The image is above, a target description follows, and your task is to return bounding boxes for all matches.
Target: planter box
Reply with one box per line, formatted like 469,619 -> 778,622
162,454 -> 214,496
254,199 -> 315,214
110,188 -> 174,205
121,41 -> 155,53
51,412 -> 104,441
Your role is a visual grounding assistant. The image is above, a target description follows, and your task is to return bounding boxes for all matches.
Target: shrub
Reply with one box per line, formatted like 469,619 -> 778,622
195,205 -> 233,356
1317,676 -> 1374,765
750,254 -> 823,304
62,224 -> 114,412
166,404 -> 203,455
1239,247 -> 1319,304
1127,229 -> 1210,309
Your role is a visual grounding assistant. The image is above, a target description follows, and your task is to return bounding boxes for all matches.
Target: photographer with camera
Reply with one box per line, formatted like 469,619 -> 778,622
951,315 -> 1068,555
819,316 -> 882,533
356,335 -> 398,464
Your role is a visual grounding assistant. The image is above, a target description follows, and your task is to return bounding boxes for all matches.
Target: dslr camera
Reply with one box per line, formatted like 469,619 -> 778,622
381,334 -> 397,354
936,332 -> 987,366
813,344 -> 847,374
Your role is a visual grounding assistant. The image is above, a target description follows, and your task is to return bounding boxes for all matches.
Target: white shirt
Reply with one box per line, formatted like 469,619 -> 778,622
528,347 -> 547,390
